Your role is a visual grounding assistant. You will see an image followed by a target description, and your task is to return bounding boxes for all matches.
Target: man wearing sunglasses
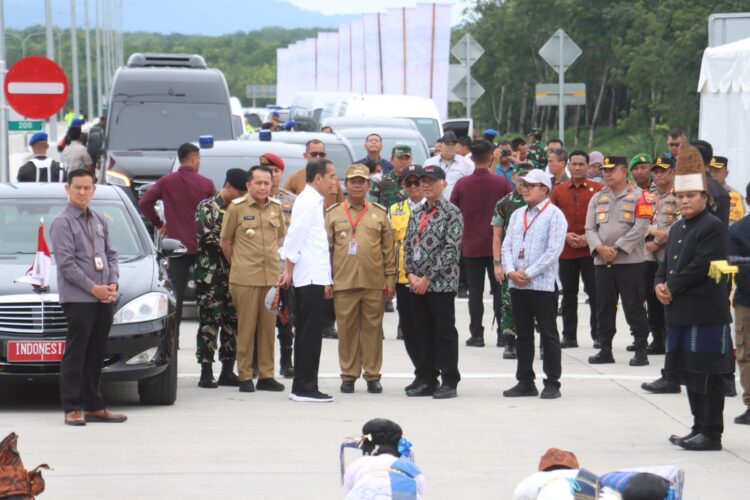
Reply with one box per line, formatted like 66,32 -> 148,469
284,139 -> 345,210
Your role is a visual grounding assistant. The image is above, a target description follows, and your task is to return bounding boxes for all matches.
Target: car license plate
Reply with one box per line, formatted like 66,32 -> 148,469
6,340 -> 66,362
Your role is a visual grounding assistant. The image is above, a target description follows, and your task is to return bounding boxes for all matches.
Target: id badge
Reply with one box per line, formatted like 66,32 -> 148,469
93,253 -> 105,271
348,240 -> 358,256
517,248 -> 525,260
414,247 -> 421,262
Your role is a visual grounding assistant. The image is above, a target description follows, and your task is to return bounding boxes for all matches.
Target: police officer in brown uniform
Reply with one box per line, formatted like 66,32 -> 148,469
325,164 -> 396,394
585,156 -> 653,366
220,165 -> 287,393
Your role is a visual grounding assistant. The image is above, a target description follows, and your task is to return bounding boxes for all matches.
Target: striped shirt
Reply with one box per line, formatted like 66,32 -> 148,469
501,198 -> 567,292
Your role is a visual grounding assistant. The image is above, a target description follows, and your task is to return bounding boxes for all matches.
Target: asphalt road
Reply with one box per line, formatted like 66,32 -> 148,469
1,296 -> 749,499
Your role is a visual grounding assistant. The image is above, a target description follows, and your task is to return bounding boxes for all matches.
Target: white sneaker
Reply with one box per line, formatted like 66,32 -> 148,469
289,391 -> 334,402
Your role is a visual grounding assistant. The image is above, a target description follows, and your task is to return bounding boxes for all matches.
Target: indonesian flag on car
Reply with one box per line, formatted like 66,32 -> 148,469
14,218 -> 52,290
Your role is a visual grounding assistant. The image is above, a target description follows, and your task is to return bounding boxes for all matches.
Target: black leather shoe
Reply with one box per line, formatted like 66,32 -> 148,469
629,350 -> 649,366
646,341 -> 665,355
385,300 -> 394,313
540,385 -> 561,399
626,343 -> 637,352
588,349 -> 615,364
198,363 -> 218,388
503,383 -> 539,397
503,343 -> 517,360
676,433 -> 722,451
238,380 -> 255,393
256,378 -> 285,392
496,334 -> 506,347
367,380 -> 383,394
404,379 -> 419,392
406,383 -> 437,397
735,409 -> 750,425
669,431 -> 698,445
217,370 -> 240,387
642,376 -> 681,394
457,288 -> 469,299
280,363 -> 295,379
340,380 -> 355,393
432,385 -> 457,399
322,326 -> 338,339
465,336 -> 485,347
560,337 -> 578,349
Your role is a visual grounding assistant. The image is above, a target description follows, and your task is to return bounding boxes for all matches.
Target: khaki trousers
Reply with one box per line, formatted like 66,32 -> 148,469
735,304 -> 750,407
333,288 -> 384,381
230,284 -> 275,381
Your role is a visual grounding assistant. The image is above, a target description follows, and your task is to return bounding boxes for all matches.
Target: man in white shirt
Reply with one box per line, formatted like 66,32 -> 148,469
423,130 -> 474,200
279,158 -> 339,402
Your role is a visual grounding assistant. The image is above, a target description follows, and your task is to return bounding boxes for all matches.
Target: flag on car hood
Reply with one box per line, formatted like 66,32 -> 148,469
14,218 -> 51,290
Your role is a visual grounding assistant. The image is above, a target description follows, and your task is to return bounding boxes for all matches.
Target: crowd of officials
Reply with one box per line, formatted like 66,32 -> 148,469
33,121 -> 749,449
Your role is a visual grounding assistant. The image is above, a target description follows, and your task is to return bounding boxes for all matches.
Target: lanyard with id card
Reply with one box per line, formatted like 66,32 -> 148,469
344,201 -> 369,256
519,200 -> 551,260
86,214 -> 105,271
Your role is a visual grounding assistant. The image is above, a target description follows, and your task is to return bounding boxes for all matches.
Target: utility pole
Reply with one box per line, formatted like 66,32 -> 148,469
95,0 -> 102,116
0,0 -> 9,183
557,29 -> 565,144
70,0 -> 80,116
84,0 -> 93,120
45,0 -> 58,143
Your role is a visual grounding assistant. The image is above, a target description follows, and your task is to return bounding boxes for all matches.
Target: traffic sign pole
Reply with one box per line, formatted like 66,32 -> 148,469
558,29 -> 564,144
1,0 -> 9,184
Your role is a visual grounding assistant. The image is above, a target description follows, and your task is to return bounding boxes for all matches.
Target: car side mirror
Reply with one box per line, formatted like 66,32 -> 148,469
159,238 -> 187,258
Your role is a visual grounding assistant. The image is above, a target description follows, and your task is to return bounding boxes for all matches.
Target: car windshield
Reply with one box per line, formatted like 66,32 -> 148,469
408,118 -> 440,146
109,102 -> 233,150
0,200 -> 145,260
348,137 -> 428,166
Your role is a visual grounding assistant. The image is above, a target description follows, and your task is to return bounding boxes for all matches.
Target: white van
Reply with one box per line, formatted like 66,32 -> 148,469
289,92 -> 443,146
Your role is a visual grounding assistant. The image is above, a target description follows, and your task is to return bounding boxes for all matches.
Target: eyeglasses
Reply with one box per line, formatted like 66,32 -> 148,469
520,183 -> 543,190
404,179 -> 420,187
308,151 -> 327,158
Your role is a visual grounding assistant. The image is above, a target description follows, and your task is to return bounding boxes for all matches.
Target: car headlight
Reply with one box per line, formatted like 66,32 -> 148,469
113,292 -> 169,324
106,170 -> 132,187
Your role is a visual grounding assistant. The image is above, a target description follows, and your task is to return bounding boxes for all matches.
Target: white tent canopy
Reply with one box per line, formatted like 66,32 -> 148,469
698,36 -> 750,195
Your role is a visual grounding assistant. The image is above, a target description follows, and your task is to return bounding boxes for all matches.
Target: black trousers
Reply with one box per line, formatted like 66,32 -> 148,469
396,284 -> 419,369
558,257 -> 597,341
510,289 -> 561,388
594,263 -> 649,348
59,302 -> 114,412
464,256 -> 500,339
276,286 -> 294,351
458,256 -> 468,291
292,285 -> 325,395
167,254 -> 195,335
643,260 -> 665,337
687,374 -> 725,439
410,292 -> 461,388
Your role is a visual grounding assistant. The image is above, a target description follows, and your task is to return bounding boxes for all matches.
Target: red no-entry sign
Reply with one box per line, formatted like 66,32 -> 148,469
3,56 -> 69,119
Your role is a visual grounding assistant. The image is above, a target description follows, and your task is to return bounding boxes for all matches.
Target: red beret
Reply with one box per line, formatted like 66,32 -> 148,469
260,153 -> 285,171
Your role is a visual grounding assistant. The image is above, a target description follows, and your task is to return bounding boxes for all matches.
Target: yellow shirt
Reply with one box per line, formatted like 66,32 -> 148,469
325,200 -> 396,291
389,199 -> 419,284
220,196 -> 286,287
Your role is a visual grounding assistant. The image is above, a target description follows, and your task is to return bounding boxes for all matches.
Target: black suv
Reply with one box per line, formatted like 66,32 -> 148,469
0,183 -> 182,405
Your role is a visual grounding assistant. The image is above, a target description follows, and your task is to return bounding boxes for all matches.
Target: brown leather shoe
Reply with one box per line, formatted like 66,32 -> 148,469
64,410 -> 86,426
84,408 -> 128,423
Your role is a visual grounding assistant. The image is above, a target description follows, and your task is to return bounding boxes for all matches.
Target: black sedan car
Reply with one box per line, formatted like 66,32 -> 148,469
0,183 -> 182,405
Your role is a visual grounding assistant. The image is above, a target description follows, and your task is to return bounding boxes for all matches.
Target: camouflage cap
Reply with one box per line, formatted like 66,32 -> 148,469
392,144 -> 412,157
514,162 -> 533,176
345,164 -> 370,180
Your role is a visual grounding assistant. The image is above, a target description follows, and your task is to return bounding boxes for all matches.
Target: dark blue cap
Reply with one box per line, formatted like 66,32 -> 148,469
483,129 -> 498,137
283,120 -> 296,130
29,131 -> 49,145
71,117 -> 84,126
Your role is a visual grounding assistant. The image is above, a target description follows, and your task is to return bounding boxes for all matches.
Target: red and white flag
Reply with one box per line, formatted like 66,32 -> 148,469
15,218 -> 52,289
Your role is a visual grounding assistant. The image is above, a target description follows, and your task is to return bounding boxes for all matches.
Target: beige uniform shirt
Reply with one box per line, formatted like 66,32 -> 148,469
585,184 -> 650,265
325,200 -> 396,291
221,195 -> 286,287
646,189 -> 677,263
62,141 -> 93,172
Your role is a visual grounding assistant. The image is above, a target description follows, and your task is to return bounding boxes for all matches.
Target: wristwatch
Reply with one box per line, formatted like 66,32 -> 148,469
493,259 -> 502,265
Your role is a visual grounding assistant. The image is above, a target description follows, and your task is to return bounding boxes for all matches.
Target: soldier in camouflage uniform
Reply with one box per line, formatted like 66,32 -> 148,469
265,153 -> 296,378
194,168 -> 248,388
491,163 -> 533,360
369,144 -> 412,208
526,129 -> 547,169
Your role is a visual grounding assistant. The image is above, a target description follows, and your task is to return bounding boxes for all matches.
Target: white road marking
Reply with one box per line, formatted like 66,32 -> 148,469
7,82 -> 65,94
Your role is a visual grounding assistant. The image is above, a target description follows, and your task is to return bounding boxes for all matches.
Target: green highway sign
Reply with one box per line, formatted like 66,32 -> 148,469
8,120 -> 44,132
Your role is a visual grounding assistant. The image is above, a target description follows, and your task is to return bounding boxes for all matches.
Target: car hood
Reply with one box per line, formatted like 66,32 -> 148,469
0,256 -> 158,307
108,150 -> 176,179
